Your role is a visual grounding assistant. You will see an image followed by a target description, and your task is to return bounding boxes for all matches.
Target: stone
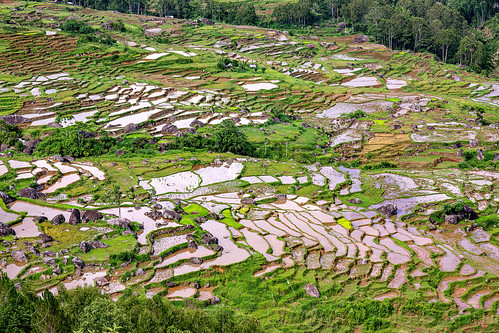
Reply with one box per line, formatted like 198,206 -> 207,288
108,217 -> 131,229
199,18 -> 214,25
39,233 -> 53,243
72,257 -> 85,269
82,210 -> 103,222
0,191 -> 15,204
33,216 -> 48,223
51,214 -> 65,225
79,241 -> 90,253
190,257 -> 203,265
12,250 -> 27,262
477,148 -> 484,161
43,257 -> 56,265
190,119 -> 206,128
95,277 -> 109,287
354,35 -> 370,43
428,223 -> 437,231
209,296 -> 221,305
43,250 -> 56,257
188,240 -> 198,249
68,209 -> 81,225
90,241 -> 109,249
444,215 -> 459,225
17,188 -> 45,199
469,139 -> 479,148
348,198 -> 362,204
136,268 -> 145,276
116,149 -> 125,157
457,149 -> 463,157
303,283 -> 320,298
241,198 -> 256,205
0,223 -> 15,237
161,123 -> 179,134
123,123 -> 139,133
53,265 -> 62,275
376,204 -> 397,218
163,210 -> 182,221
275,193 -> 287,201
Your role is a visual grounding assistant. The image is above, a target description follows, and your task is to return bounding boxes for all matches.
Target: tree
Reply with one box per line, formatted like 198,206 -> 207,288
106,184 -> 123,217
411,16 -> 427,51
211,120 -> 254,155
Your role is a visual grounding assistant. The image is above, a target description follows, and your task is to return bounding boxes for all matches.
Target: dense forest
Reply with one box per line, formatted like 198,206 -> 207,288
61,0 -> 499,74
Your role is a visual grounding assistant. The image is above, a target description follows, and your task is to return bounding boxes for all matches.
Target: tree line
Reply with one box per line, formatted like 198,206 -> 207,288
59,0 -> 498,73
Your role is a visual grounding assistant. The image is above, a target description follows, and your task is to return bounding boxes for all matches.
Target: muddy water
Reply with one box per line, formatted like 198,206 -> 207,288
386,79 -> 407,90
174,220 -> 250,276
149,268 -> 173,284
459,239 -> 484,255
196,163 -> 243,186
53,162 -> 77,174
8,160 -> 31,169
479,243 -> 499,261
408,245 -> 434,266
145,287 -> 164,298
484,295 -> 499,309
9,201 -> 71,220
63,270 -> 107,289
254,263 -> 282,277
460,264 -> 475,276
241,82 -> 278,91
197,287 -> 215,301
286,213 -> 334,251
437,270 -> 485,301
387,253 -> 411,265
166,286 -> 197,299
437,245 -> 461,272
149,171 -> 201,194
374,291 -> 399,300
73,163 -> 106,180
0,207 -> 18,222
343,77 -> 380,87
2,263 -> 26,279
42,173 -> 81,193
11,217 -> 40,237
156,246 -> 215,268
264,234 -> 286,256
370,194 -> 451,217
467,290 -> 491,309
100,207 -> 157,245
388,268 -> 407,288
267,217 -> 302,237
380,264 -> 393,282
320,167 -> 345,190
240,228 -> 270,255
0,163 -> 8,177
254,219 -> 287,237
152,234 -> 188,254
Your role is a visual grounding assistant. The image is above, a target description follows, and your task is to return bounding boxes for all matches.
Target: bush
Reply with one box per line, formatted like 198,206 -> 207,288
61,19 -> 94,34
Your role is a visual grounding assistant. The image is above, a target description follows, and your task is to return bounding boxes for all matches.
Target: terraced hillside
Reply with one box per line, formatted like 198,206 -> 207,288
0,2 -> 499,332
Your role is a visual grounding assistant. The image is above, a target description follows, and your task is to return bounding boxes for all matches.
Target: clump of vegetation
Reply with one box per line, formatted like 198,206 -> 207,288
0,120 -> 22,150
342,109 -> 367,119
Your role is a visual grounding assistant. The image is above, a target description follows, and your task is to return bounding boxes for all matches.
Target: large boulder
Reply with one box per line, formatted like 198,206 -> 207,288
39,233 -> 53,243
123,123 -> 140,133
79,241 -> 90,253
12,250 -> 28,262
469,139 -> 479,148
354,35 -> 370,43
108,217 -> 131,229
0,223 -> 15,237
199,18 -> 214,25
241,198 -> 256,205
72,257 -> 85,269
51,214 -> 65,225
23,139 -> 38,155
68,209 -> 81,225
477,148 -> 484,161
90,240 -> 109,249
17,188 -> 45,199
462,205 -> 478,220
377,204 -> 397,218
0,191 -> 15,204
190,257 -> 203,265
0,115 -> 29,125
190,119 -> 205,128
161,124 -> 179,134
95,276 -> 109,287
163,210 -> 182,221
82,210 -> 103,222
303,283 -> 320,298
444,215 -> 459,225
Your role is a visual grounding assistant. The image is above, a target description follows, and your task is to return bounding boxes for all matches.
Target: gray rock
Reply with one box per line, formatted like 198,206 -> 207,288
0,191 -> 15,204
477,148 -> 484,161
123,123 -> 139,133
68,209 -> 81,225
43,257 -> 56,266
348,198 -> 362,204
469,139 -> 479,148
95,277 -> 109,287
303,283 -> 320,298
90,241 -> 109,249
53,265 -> 62,275
241,198 -> 256,205
209,296 -> 221,305
82,210 -> 102,222
376,204 -> 397,218
163,210 -> 182,221
444,215 -> 459,225
108,217 -> 131,229
0,223 -> 15,237
72,257 -> 85,269
457,148 -> 463,157
43,251 -> 56,257
51,214 -> 65,225
136,268 -> 145,276
190,257 -> 203,265
275,193 -> 287,201
17,188 -> 45,199
79,241 -> 90,253
12,250 -> 27,262
27,247 -> 40,256
39,233 -> 53,243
